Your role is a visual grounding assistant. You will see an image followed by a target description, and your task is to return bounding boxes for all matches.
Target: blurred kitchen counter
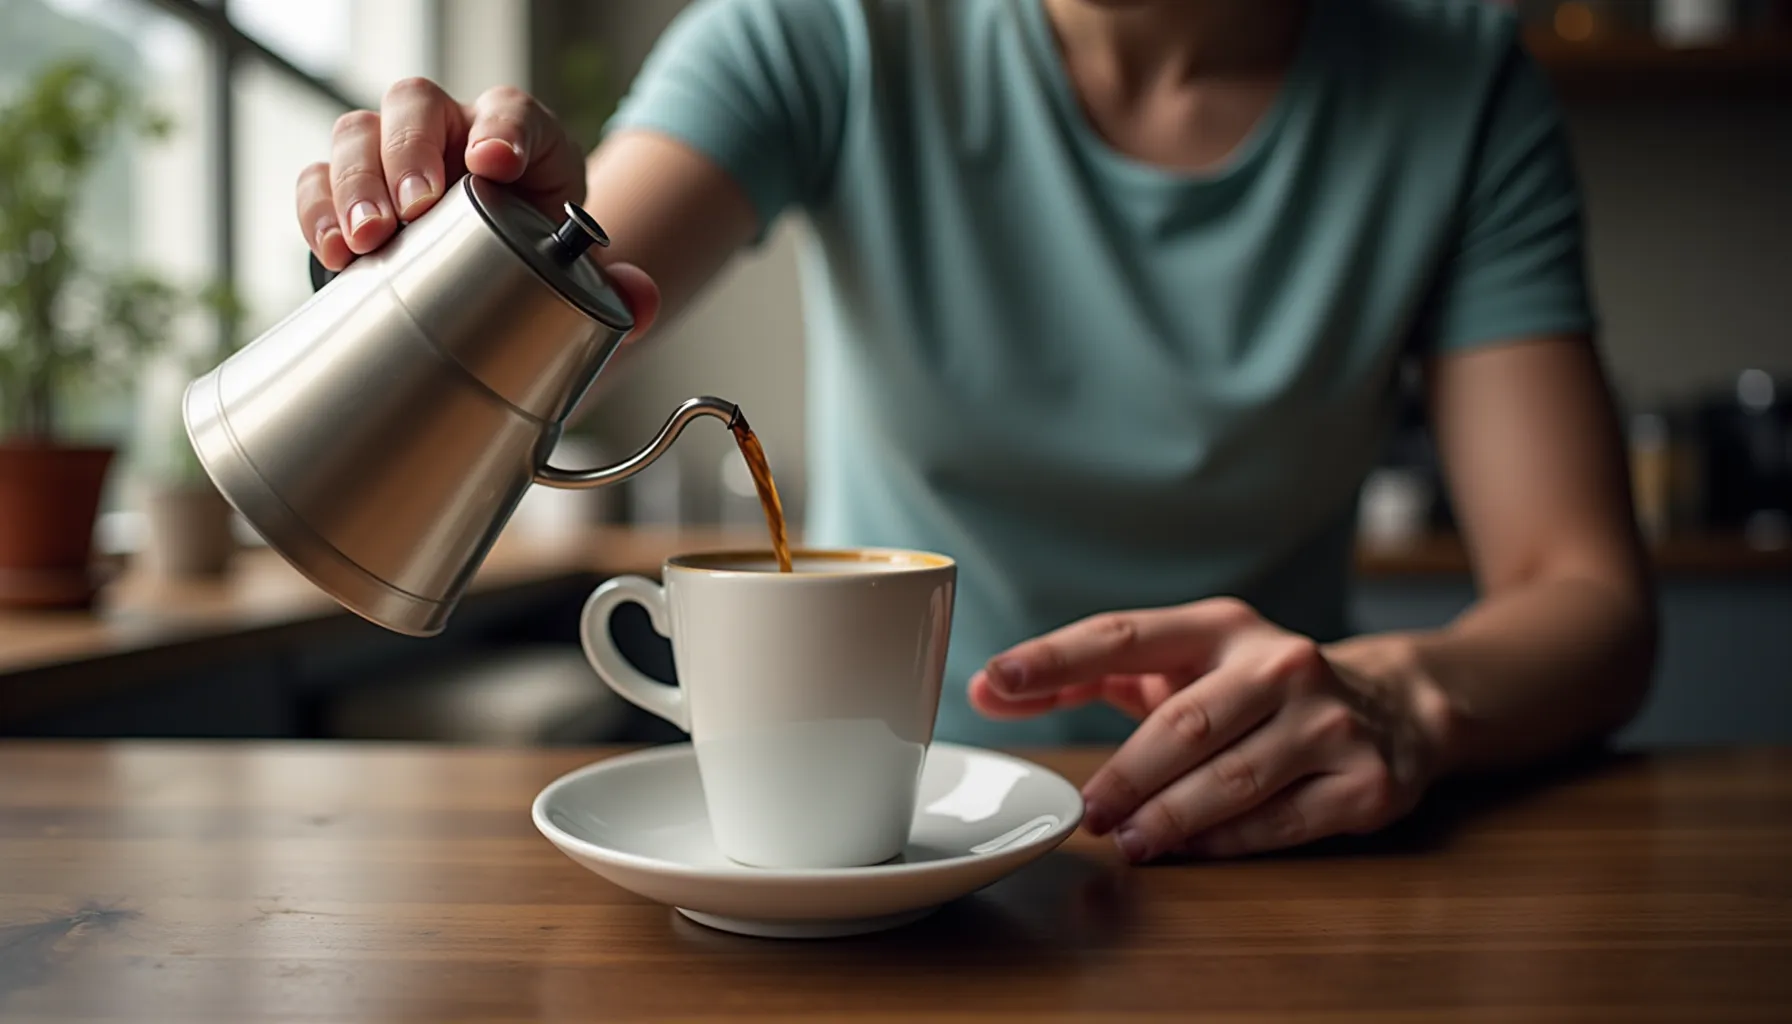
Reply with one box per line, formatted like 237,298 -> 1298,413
0,526 -> 759,728
1355,531 -> 1792,577
1353,532 -> 1792,747
0,527 -> 756,676
5,526 -> 1784,679
4,525 -> 1786,739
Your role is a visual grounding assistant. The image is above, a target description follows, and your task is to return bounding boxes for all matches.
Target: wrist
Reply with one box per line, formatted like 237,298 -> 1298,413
1324,632 -> 1460,784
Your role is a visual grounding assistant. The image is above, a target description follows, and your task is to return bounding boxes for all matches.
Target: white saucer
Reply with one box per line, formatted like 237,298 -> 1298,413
532,742 -> 1084,938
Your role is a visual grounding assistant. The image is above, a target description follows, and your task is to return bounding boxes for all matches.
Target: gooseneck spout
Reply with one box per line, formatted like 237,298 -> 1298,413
534,396 -> 741,490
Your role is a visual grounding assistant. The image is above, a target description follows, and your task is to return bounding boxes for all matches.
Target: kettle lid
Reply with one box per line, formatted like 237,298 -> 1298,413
464,175 -> 636,332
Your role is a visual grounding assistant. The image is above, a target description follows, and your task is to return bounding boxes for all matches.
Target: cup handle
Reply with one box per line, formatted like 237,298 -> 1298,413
578,575 -> 688,732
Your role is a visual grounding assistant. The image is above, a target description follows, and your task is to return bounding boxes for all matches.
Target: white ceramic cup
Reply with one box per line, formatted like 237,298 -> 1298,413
579,549 -> 956,869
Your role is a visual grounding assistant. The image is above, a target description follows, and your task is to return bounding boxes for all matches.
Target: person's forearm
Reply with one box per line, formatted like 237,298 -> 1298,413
1325,573 -> 1657,779
584,130 -> 759,326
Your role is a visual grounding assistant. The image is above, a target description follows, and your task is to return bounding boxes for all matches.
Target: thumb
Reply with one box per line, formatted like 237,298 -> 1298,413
602,261 -> 660,341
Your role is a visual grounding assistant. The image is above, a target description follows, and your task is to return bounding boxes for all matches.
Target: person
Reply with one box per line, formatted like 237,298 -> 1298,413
295,0 -> 1657,864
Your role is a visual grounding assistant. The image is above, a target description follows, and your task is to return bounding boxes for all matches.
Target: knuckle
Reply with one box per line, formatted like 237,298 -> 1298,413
1349,762 -> 1398,829
1269,637 -> 1325,690
1202,596 -> 1256,627
1210,751 -> 1263,806
1241,666 -> 1284,701
296,161 -> 330,192
1265,797 -> 1309,848
382,122 -> 435,158
386,75 -> 441,102
1139,799 -> 1197,847
333,109 -> 380,137
1161,697 -> 1213,749
1306,703 -> 1360,747
1091,613 -> 1139,654
331,162 -> 383,193
479,84 -> 533,110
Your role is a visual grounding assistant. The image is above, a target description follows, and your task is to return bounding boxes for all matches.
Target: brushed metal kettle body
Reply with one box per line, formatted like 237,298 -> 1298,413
184,174 -> 737,636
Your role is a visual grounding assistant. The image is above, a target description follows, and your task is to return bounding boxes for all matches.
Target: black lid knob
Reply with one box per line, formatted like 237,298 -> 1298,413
546,202 -> 610,264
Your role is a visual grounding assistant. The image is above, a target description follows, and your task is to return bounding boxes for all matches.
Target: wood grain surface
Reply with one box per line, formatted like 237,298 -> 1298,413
1,743 -> 1788,1021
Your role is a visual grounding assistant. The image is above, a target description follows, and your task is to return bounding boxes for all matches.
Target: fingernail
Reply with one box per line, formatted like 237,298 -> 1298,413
471,138 -> 523,163
347,200 -> 381,238
396,174 -> 433,218
1082,797 -> 1111,835
989,658 -> 1026,694
969,670 -> 997,698
314,216 -> 342,250
1114,825 -> 1148,863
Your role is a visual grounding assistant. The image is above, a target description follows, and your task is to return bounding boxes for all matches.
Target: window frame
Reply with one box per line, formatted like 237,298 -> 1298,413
137,0 -> 443,320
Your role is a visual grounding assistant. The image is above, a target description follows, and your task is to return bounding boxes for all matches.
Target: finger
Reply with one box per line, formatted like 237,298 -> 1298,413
971,672 -> 1173,721
1100,673 -> 1181,720
380,77 -> 462,222
296,161 -> 353,272
330,109 -> 397,253
1176,769 -> 1390,859
969,673 -> 1102,720
1081,660 -> 1284,835
1111,708 -> 1319,863
464,86 -> 585,212
983,597 -> 1259,698
603,261 -> 661,341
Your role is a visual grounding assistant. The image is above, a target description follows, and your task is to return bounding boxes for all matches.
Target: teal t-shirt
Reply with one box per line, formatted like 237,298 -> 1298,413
608,0 -> 1596,744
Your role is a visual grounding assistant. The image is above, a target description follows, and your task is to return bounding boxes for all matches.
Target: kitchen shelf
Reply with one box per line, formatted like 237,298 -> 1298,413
1526,28 -> 1792,96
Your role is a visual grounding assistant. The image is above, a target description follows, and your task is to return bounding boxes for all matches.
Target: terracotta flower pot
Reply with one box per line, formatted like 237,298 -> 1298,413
141,480 -> 237,579
0,441 -> 116,609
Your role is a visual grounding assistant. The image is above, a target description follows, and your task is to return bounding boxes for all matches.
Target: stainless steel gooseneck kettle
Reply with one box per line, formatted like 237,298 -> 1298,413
183,174 -> 740,637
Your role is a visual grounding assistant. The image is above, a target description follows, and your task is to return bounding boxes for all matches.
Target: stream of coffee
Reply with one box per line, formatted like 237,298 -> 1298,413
729,413 -> 793,573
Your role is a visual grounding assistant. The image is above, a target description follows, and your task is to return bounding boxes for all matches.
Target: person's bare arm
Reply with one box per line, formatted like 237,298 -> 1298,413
969,333 -> 1658,861
1328,335 -> 1658,775
583,130 -> 759,327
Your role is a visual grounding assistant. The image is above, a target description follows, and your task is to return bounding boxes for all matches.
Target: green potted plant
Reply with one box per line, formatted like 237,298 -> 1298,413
134,282 -> 246,580
0,58 -> 177,608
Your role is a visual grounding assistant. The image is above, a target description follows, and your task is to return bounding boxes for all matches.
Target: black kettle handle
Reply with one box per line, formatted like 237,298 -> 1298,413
308,252 -> 336,293
308,217 -> 409,293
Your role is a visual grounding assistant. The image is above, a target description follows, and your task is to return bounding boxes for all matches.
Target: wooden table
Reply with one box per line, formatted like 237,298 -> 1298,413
2,744 -> 1787,1021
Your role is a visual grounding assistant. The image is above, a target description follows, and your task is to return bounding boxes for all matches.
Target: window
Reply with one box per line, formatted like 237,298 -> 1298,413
5,0 -> 218,440
229,0 -> 355,82
231,57 -> 354,337
3,0 -> 439,514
